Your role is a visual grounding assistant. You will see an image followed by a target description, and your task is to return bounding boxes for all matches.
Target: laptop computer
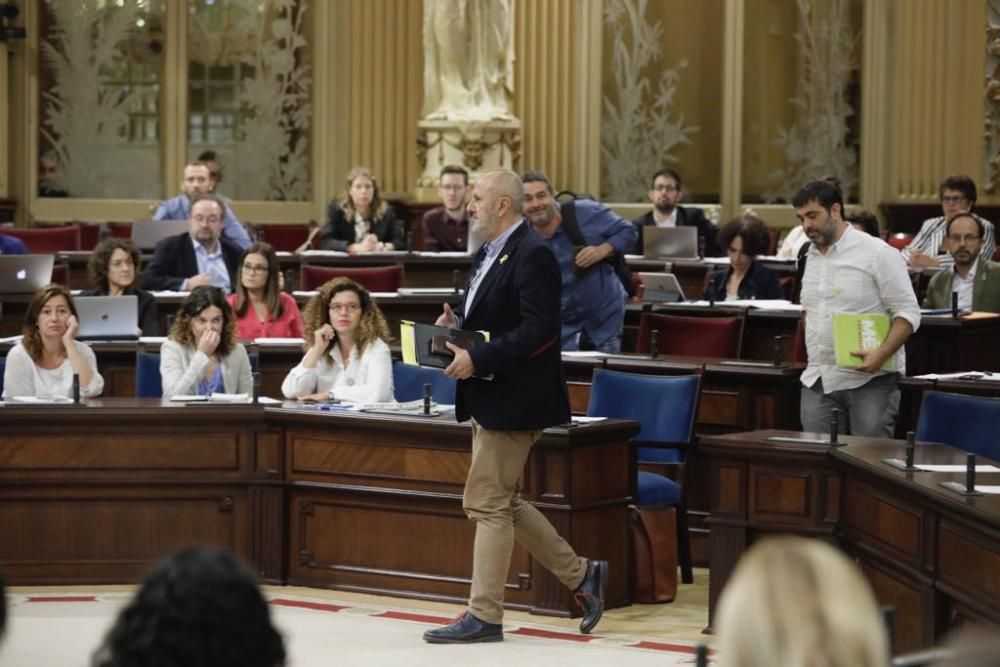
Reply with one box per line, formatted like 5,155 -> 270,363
131,219 -> 189,251
75,295 -> 140,340
642,226 -> 699,259
638,272 -> 686,303
0,254 -> 55,293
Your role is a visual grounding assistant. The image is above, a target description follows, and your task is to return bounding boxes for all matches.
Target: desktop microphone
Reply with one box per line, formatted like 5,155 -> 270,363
252,372 -> 261,404
905,431 -> 916,469
966,453 -> 977,494
72,373 -> 80,404
951,290 -> 959,319
650,330 -> 659,359
452,269 -> 460,295
772,335 -> 783,366
829,408 -> 839,445
423,383 -> 432,415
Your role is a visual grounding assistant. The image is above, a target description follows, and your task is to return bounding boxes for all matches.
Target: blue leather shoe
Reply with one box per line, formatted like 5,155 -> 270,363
423,612 -> 503,644
574,559 -> 608,634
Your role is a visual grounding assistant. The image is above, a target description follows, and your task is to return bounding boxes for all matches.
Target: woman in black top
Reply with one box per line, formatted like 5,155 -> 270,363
82,237 -> 159,335
318,166 -> 405,253
704,214 -> 783,302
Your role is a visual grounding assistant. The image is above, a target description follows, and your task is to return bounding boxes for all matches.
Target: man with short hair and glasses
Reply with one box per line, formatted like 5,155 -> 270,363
631,168 -> 719,256
421,165 -> 472,251
922,212 -> 1000,312
901,174 -> 995,269
141,194 -> 242,293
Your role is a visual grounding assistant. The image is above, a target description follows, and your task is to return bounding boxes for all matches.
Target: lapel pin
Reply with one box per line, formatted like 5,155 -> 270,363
499,254 -> 509,264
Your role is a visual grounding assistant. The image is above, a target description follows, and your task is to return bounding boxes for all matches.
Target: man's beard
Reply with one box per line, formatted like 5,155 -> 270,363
654,200 -> 676,215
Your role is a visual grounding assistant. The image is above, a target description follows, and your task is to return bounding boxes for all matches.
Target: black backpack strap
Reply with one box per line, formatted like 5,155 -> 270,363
560,201 -> 586,246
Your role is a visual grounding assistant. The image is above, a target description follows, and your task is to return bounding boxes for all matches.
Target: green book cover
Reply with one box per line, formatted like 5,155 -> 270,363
832,312 -> 895,371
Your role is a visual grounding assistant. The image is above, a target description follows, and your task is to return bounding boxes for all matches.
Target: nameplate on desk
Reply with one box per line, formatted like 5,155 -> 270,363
766,435 -> 832,445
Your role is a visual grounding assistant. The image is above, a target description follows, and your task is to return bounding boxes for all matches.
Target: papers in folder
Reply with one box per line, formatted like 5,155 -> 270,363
399,320 -> 489,370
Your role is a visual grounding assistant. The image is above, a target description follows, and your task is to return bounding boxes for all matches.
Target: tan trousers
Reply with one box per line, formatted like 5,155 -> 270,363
464,419 -> 587,624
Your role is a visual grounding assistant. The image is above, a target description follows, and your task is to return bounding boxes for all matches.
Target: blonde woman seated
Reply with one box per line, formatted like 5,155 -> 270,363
227,242 -> 303,341
281,277 -> 393,403
161,286 -> 253,399
2,284 -> 104,399
715,536 -> 888,667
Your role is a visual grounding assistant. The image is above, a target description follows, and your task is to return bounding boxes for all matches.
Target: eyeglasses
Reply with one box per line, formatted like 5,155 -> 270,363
941,195 -> 969,204
947,234 -> 981,244
242,263 -> 269,273
329,303 -> 361,313
192,215 -> 222,224
440,184 -> 466,192
653,185 -> 678,193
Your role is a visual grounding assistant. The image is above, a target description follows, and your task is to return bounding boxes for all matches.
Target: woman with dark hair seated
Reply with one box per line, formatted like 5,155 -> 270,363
281,277 -> 393,402
704,214 -> 783,301
846,209 -> 881,238
227,242 -> 303,340
2,284 -> 104,399
91,546 -> 286,667
82,237 -> 159,336
160,286 -> 252,399
317,165 -> 405,253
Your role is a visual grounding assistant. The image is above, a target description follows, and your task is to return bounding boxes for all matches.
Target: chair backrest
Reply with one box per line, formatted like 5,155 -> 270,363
915,391 -> 1000,459
887,232 -> 913,250
51,262 -> 70,286
107,222 -> 133,239
79,224 -> 102,250
392,361 -> 457,404
135,347 -> 163,398
2,225 -> 82,252
300,264 -> 404,292
636,313 -> 744,358
587,369 -> 700,464
792,315 -> 807,363
256,224 -> 312,253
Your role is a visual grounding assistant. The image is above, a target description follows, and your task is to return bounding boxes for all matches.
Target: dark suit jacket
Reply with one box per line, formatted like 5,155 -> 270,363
80,286 -> 160,336
453,222 -> 570,430
924,259 -> 1000,312
318,202 -> 406,251
704,261 -> 784,302
632,206 -> 719,256
140,233 -> 241,292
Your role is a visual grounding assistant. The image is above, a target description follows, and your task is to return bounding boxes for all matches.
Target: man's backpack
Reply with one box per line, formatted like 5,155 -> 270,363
556,192 -> 636,298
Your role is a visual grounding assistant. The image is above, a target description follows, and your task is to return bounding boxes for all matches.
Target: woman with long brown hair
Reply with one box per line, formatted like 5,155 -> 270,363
161,286 -> 253,398
2,284 -> 104,399
227,242 -> 303,340
281,277 -> 393,402
316,166 -> 405,253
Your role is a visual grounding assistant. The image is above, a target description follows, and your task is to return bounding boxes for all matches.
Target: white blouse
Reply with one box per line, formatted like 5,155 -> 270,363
281,337 -> 393,403
2,340 -> 104,399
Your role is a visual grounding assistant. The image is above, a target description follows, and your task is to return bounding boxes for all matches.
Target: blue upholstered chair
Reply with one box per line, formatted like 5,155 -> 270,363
135,346 -> 162,398
916,391 -> 1000,460
586,368 -> 701,584
392,361 -> 457,404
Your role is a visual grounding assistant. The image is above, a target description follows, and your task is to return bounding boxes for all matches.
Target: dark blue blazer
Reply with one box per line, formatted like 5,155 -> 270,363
703,260 -> 783,301
140,232 -> 241,292
454,222 -> 570,430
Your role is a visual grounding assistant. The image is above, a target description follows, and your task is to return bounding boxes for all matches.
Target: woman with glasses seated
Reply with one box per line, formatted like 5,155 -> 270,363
704,214 -> 783,302
226,242 -> 303,341
317,166 -> 405,254
161,286 -> 252,399
281,277 -> 393,402
2,284 -> 104,399
82,237 -> 159,336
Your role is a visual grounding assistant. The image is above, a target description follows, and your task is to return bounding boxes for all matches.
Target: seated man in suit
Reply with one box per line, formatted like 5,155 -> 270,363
923,212 -> 1000,313
141,194 -> 242,293
631,168 -> 719,256
154,161 -> 252,250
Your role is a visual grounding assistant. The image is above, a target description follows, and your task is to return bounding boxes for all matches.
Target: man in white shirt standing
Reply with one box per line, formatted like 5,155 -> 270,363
793,180 -> 921,437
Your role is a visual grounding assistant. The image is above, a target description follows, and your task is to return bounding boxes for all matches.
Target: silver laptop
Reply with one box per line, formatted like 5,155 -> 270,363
638,272 -> 686,303
0,254 -> 55,293
131,219 -> 189,251
643,226 -> 699,259
75,295 -> 139,340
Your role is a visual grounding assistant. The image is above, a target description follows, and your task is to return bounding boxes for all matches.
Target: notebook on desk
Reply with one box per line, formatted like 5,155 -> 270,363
642,226 -> 699,259
75,295 -> 139,340
0,254 -> 55,293
131,219 -> 189,250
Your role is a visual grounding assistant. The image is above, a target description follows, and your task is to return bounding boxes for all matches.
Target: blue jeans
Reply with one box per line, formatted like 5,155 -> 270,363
800,374 -> 900,438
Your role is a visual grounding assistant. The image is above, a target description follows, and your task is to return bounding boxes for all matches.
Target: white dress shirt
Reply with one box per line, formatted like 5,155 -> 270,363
1,340 -> 104,399
653,209 -> 678,228
800,225 -> 921,392
185,237 -> 231,292
950,258 -> 979,312
281,337 -> 393,402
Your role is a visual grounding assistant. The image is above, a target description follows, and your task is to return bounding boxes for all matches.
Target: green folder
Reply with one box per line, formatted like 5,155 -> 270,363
832,312 -> 894,371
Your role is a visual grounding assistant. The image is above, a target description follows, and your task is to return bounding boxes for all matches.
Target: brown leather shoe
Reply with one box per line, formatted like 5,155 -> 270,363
423,612 -> 503,644
574,559 -> 608,634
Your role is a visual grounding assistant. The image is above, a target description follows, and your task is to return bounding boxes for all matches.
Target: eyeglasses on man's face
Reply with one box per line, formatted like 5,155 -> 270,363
947,234 -> 981,245
940,195 -> 969,205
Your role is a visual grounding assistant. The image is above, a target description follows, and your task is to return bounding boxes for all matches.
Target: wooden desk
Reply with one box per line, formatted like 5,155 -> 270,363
699,429 -> 1000,652
0,399 -> 637,617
